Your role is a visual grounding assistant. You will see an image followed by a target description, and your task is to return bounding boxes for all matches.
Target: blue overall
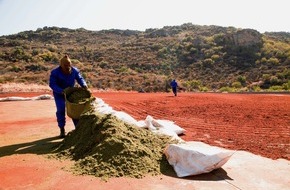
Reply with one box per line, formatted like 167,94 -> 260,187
49,66 -> 87,129
170,80 -> 178,96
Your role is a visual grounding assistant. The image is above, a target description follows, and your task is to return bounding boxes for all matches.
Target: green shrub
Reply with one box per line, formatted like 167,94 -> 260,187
7,65 -> 22,72
282,81 -> 290,90
183,80 -> 201,91
199,86 -> 209,92
203,58 -> 214,67
252,85 -> 262,92
269,85 -> 283,91
219,86 -> 235,92
237,75 -> 246,85
267,57 -> 280,64
211,54 -> 220,61
232,81 -> 242,88
270,76 -> 280,85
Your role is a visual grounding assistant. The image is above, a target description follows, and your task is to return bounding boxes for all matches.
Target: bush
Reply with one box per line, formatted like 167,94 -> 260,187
267,57 -> 280,64
203,58 -> 214,67
219,86 -> 235,92
7,65 -> 22,72
252,85 -> 262,92
237,75 -> 246,86
211,54 -> 220,61
199,86 -> 209,92
270,76 -> 280,85
282,81 -> 290,90
232,81 -> 242,88
183,80 -> 201,91
269,85 -> 283,91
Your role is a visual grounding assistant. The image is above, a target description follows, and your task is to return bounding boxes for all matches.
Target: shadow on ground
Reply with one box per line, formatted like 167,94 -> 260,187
0,136 -> 233,182
0,136 -> 62,157
161,166 -> 232,181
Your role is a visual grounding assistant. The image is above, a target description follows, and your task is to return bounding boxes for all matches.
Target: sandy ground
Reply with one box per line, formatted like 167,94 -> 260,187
0,91 -> 289,189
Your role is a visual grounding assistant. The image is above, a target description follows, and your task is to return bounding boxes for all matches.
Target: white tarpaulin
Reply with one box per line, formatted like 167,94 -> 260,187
164,141 -> 235,177
152,118 -> 186,135
144,115 -> 185,142
0,94 -> 53,102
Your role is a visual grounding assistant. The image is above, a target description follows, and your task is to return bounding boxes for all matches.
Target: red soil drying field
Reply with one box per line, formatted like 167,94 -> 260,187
1,91 -> 289,160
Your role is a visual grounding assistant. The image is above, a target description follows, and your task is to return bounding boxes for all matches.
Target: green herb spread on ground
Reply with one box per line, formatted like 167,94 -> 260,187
54,108 -> 177,180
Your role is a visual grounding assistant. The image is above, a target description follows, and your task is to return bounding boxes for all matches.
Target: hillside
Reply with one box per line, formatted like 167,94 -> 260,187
0,23 -> 289,92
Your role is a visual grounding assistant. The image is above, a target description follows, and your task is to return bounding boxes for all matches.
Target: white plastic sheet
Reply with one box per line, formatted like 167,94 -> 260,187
144,115 -> 185,142
112,111 -> 139,125
152,119 -> 186,135
93,98 -> 115,114
0,94 -> 53,102
164,141 -> 234,177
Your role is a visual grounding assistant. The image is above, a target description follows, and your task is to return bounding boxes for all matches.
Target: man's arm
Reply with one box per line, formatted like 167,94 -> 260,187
74,68 -> 87,88
49,71 -> 64,94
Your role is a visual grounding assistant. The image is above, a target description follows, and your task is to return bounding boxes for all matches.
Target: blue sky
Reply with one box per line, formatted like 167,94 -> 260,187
0,0 -> 289,36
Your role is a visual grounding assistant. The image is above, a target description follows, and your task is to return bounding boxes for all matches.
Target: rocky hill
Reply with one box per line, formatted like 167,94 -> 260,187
0,23 -> 289,92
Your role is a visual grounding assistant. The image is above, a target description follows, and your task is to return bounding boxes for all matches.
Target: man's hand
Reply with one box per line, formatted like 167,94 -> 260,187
83,86 -> 91,93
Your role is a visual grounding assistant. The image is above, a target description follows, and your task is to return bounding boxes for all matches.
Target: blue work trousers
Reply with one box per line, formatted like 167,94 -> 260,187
172,87 -> 177,96
53,93 -> 78,128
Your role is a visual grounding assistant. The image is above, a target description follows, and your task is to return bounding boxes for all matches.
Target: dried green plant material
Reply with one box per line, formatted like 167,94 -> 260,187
66,89 -> 91,104
54,109 -> 177,180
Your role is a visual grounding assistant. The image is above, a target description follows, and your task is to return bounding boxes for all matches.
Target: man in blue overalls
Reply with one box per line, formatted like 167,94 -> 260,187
49,55 -> 88,138
170,79 -> 178,96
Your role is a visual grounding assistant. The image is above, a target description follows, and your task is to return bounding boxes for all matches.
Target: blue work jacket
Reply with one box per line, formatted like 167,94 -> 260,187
49,66 -> 87,95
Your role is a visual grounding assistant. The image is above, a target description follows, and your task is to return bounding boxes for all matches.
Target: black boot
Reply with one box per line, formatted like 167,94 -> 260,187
59,128 -> 65,138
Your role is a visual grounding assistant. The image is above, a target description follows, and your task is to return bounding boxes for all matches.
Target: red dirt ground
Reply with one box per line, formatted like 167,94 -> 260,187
2,91 -> 289,160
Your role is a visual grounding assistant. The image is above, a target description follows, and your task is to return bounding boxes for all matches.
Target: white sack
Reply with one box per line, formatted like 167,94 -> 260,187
152,119 -> 186,135
112,111 -> 138,125
135,120 -> 147,128
96,106 -> 115,114
93,98 -> 139,125
93,98 -> 108,109
145,115 -> 187,134
94,98 -> 105,105
144,115 -> 184,142
164,141 -> 234,177
152,127 -> 184,142
144,115 -> 157,131
93,98 -> 115,114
